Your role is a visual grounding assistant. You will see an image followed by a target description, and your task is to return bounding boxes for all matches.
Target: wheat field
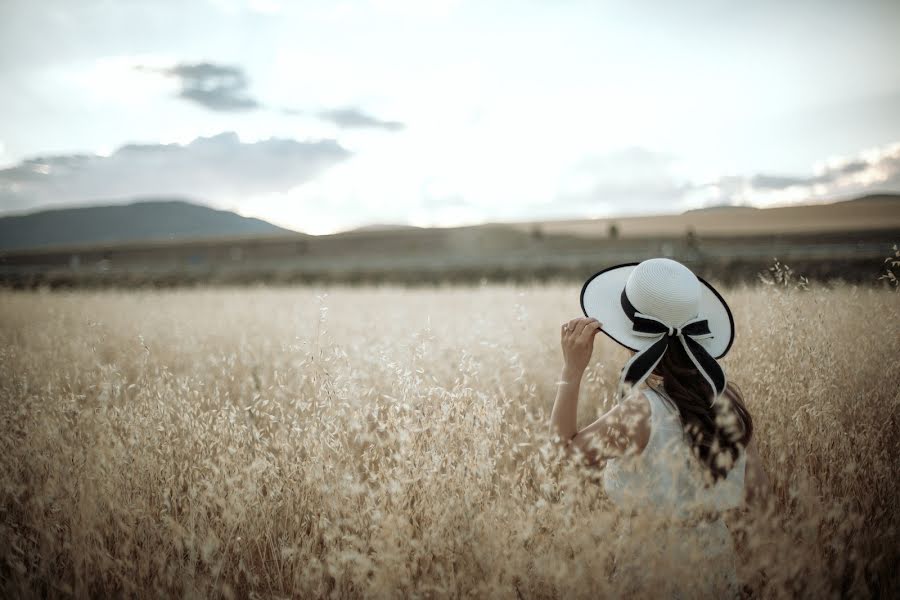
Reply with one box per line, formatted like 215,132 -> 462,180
1,275 -> 898,598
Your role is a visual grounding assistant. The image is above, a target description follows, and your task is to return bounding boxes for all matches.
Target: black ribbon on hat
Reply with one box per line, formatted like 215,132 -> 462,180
618,289 -> 726,404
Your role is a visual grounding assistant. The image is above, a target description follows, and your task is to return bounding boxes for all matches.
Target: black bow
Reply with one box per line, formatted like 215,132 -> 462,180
619,289 -> 726,403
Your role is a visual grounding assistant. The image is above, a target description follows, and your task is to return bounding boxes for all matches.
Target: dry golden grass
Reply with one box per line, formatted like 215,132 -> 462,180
0,276 -> 898,598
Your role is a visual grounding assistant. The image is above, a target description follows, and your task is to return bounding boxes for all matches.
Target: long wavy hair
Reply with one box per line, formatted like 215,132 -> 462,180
647,340 -> 753,482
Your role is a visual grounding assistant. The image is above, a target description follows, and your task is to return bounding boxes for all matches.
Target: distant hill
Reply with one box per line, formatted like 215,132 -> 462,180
677,193 -> 900,216
348,223 -> 423,233
0,199 -> 296,251
510,193 -> 900,239
682,204 -> 759,215
832,192 -> 900,205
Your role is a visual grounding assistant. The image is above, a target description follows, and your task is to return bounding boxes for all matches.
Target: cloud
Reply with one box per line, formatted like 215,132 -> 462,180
710,142 -> 900,206
136,61 -> 406,131
139,62 -> 260,111
748,174 -> 814,190
749,159 -> 872,191
0,132 -> 351,213
316,107 -> 405,131
547,142 -> 900,218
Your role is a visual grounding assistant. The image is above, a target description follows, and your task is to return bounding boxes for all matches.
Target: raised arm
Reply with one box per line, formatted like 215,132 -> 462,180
550,317 -> 650,465
550,317 -> 601,441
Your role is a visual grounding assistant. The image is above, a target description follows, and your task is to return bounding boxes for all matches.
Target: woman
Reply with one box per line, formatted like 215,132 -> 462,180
550,258 -> 770,597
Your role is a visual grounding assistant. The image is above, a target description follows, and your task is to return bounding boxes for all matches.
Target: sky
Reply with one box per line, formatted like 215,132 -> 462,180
1,0 -> 899,234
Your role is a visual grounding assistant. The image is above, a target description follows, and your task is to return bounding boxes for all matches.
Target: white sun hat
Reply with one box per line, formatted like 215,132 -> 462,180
580,258 -> 734,402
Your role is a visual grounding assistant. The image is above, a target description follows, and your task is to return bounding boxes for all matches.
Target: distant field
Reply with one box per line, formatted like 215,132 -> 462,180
2,196 -> 898,287
1,281 -> 898,597
510,195 -> 900,237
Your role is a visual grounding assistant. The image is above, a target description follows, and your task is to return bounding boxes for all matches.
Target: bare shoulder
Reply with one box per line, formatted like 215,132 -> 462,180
618,388 -> 652,454
616,388 -> 652,428
568,388 -> 651,465
596,389 -> 652,454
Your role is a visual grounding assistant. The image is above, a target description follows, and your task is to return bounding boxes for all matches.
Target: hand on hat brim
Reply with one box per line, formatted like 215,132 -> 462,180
560,317 -> 602,375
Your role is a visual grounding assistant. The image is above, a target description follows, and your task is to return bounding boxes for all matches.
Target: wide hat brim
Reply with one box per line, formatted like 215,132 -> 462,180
580,262 -> 735,359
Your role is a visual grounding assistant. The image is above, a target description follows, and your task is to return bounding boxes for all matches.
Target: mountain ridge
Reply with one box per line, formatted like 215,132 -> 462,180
0,198 -> 297,251
2,192 -> 898,253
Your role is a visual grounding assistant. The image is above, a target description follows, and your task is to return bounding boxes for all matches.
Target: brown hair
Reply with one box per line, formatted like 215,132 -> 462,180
649,341 -> 753,482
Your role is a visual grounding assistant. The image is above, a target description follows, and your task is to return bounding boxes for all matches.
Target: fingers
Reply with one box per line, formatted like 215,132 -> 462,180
579,319 -> 602,340
562,317 -> 600,338
573,318 -> 591,336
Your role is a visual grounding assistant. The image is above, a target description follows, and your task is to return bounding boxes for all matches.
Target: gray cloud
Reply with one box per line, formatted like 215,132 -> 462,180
136,62 -> 405,131
748,174 -> 814,190
748,157 -> 889,191
707,143 -> 900,206
317,107 -> 405,131
835,160 -> 869,176
552,143 -> 900,216
139,62 -> 260,112
0,132 -> 351,213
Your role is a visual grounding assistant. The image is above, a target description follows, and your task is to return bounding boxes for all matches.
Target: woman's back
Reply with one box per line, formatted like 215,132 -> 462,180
602,385 -> 746,598
603,385 -> 747,518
